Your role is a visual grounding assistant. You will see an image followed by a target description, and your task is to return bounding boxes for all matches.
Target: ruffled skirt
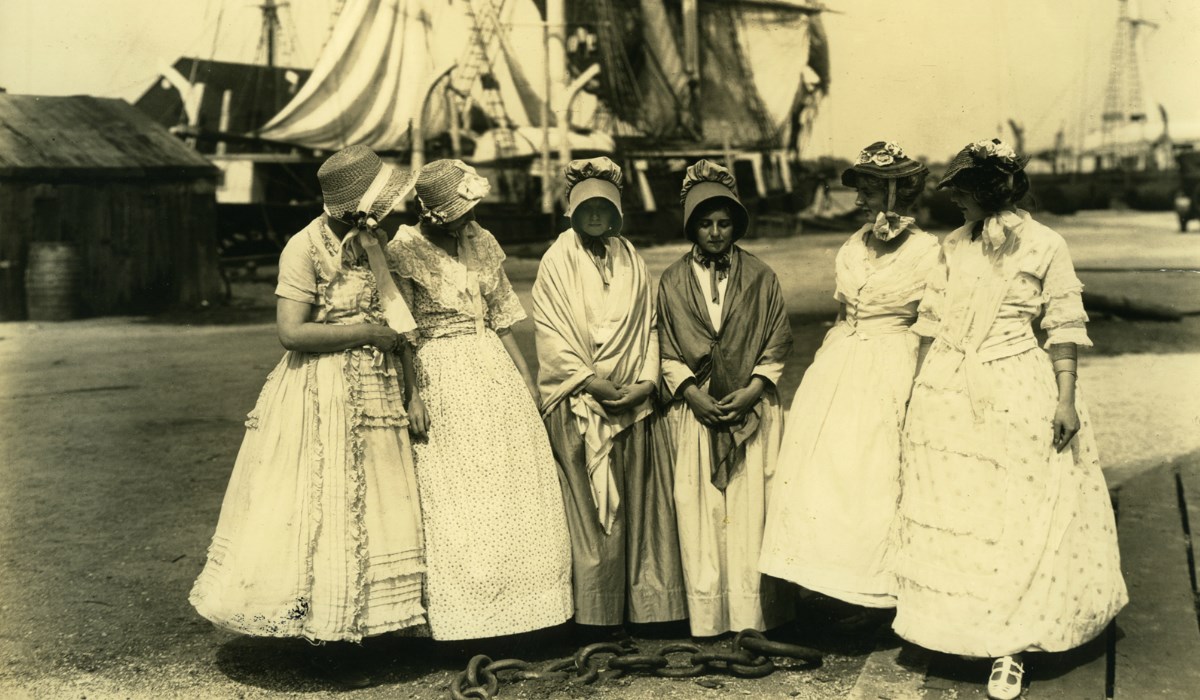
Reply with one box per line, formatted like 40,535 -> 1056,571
190,349 -> 426,642
892,344 -> 1127,656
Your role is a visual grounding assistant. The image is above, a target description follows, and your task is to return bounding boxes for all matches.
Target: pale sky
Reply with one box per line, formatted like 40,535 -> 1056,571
1,0 -> 1198,160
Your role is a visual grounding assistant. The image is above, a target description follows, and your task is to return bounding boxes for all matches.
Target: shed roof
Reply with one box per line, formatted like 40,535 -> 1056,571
0,94 -> 217,180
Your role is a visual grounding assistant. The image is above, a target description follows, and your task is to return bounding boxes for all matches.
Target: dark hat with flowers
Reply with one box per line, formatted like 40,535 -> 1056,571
938,138 -> 1030,189
841,141 -> 928,187
565,156 -> 624,234
680,159 -> 749,242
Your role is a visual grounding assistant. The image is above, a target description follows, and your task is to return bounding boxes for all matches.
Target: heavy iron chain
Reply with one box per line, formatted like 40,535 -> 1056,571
448,629 -> 823,699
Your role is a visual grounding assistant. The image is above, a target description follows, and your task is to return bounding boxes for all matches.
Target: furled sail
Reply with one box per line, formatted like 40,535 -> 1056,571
260,0 -> 826,155
260,0 -> 557,152
567,0 -> 828,149
259,0 -> 456,149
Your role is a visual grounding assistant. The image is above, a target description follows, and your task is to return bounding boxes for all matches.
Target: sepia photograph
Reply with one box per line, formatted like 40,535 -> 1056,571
1,0 -> 1198,697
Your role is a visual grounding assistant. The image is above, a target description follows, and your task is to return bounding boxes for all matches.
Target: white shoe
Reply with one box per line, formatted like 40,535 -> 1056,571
987,655 -> 1024,700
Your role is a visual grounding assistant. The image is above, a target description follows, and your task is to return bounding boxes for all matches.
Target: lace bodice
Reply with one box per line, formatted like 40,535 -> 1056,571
386,224 -> 526,343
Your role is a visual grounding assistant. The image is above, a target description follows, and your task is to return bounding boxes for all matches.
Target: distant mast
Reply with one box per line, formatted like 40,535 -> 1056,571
256,0 -> 287,136
1100,0 -> 1156,166
260,0 -> 283,69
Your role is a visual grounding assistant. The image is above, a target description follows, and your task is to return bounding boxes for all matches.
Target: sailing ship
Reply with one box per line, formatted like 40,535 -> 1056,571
1021,0 -> 1200,214
139,0 -> 830,253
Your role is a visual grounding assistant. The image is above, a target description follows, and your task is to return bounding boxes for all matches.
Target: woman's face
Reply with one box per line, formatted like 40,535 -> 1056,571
439,208 -> 476,233
575,200 -> 614,238
376,208 -> 405,235
694,207 -> 735,255
949,186 -> 988,221
854,183 -> 888,217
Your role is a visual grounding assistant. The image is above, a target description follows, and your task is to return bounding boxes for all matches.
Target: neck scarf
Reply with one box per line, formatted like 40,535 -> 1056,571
971,208 -> 1024,254
692,246 -> 732,304
577,231 -> 614,286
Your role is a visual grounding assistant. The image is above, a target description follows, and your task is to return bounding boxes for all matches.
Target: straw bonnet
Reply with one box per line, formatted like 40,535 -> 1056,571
565,156 -> 624,235
414,159 -> 491,226
938,138 -> 1029,189
840,141 -> 927,187
680,159 -> 749,242
317,145 -> 416,222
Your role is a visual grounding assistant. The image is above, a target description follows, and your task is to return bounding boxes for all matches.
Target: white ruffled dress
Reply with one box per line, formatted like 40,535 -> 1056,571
759,226 -> 938,607
892,210 -> 1127,657
190,219 -> 426,642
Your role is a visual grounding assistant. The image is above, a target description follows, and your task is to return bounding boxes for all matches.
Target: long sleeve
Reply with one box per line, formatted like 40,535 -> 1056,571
637,309 -> 661,385
910,245 -> 947,338
661,358 -> 695,397
1040,241 -> 1092,348
751,360 -> 785,389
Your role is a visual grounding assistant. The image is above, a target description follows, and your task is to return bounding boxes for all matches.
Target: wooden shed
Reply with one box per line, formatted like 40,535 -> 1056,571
0,94 -> 222,320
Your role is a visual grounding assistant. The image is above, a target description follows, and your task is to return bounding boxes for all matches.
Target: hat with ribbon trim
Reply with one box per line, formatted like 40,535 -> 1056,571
565,156 -> 624,236
318,145 -> 416,224
938,138 -> 1030,190
415,159 -> 491,226
680,159 -> 749,242
316,145 -> 417,337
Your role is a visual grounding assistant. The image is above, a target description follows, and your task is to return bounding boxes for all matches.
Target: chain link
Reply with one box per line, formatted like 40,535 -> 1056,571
448,629 -> 823,698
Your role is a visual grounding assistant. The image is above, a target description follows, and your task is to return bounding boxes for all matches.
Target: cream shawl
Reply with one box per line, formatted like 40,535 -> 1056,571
532,229 -> 658,533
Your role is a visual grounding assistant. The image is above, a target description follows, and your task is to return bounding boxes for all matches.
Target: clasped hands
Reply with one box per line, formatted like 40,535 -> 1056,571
366,325 -> 404,354
682,377 -> 765,427
584,377 -> 655,414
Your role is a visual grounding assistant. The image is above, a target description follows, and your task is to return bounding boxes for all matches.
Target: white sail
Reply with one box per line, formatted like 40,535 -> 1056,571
259,0 -> 460,149
736,5 -> 821,148
259,0 -> 567,152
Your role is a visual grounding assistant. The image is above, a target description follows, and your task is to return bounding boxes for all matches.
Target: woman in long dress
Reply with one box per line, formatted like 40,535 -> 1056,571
892,139 -> 1127,700
190,146 -> 426,676
760,142 -> 938,610
532,157 -> 686,631
656,160 -> 793,636
385,159 -> 573,641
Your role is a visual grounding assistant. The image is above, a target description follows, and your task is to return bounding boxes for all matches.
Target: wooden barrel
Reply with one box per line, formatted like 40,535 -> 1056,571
0,257 -> 25,321
25,242 -> 81,321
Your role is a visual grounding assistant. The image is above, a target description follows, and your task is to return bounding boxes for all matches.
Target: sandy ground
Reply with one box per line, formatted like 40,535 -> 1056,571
0,210 -> 1197,699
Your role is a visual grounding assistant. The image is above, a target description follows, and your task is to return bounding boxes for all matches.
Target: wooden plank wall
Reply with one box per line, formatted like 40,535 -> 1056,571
0,177 -> 222,318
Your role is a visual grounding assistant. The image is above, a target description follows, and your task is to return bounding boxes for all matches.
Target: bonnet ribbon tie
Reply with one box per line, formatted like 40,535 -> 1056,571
693,247 -> 731,304
324,164 -> 417,364
978,209 -> 1024,254
579,233 -> 612,287
871,179 -> 915,242
871,210 -> 916,242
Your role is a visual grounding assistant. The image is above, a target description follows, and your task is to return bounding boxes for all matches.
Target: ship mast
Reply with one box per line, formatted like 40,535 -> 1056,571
254,0 -> 288,136
259,0 -> 284,69
1100,0 -> 1156,167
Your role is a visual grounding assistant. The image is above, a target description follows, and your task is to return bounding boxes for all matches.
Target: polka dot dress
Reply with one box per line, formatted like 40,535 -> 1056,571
406,280 -> 573,641
892,216 -> 1127,657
